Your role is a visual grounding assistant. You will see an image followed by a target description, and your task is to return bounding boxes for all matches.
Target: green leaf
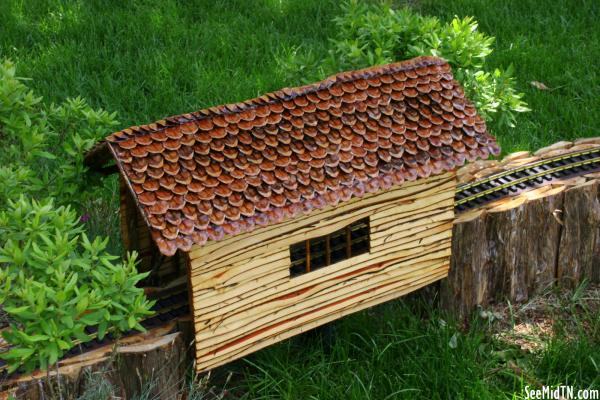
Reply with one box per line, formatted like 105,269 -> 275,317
35,150 -> 57,160
97,320 -> 108,340
78,310 -> 104,325
61,315 -> 74,329
3,305 -> 29,315
1,347 -> 35,360
27,334 -> 50,342
48,342 -> 59,365
128,315 -> 136,329
57,339 -> 71,350
73,330 -> 92,343
76,296 -> 89,315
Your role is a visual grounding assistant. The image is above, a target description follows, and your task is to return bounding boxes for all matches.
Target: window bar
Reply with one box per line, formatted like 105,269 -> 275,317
325,234 -> 331,266
289,217 -> 370,278
305,239 -> 311,273
345,226 -> 352,258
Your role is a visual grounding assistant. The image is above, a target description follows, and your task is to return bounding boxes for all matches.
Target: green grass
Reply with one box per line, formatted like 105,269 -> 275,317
238,300 -> 512,400
233,291 -> 600,400
1,0 -> 598,153
416,0 -> 600,151
0,0 -> 339,129
1,1 -> 599,399
111,289 -> 596,400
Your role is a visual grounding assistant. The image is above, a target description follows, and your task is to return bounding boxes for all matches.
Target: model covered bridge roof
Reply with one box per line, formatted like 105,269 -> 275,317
85,56 -> 499,256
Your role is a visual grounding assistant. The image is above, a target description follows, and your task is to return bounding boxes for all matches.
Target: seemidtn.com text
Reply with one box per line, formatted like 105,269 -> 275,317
525,386 -> 599,400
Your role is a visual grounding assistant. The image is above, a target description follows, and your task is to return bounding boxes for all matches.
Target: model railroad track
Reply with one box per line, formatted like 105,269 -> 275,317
0,285 -> 189,379
455,147 -> 600,212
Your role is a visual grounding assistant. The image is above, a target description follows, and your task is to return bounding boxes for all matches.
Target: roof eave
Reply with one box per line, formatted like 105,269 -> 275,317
84,141 -> 119,175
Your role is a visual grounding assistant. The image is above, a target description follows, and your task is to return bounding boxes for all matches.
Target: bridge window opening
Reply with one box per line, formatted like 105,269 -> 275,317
289,218 -> 370,277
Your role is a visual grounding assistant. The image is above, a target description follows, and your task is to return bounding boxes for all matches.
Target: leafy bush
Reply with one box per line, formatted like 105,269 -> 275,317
0,59 -> 118,209
0,60 -> 154,373
279,0 -> 529,131
0,197 -> 154,373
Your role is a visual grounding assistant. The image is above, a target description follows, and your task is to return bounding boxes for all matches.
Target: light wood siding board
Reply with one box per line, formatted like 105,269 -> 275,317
193,242 -> 451,326
199,269 -> 449,371
185,251 -> 196,344
195,255 -> 449,351
189,173 -> 456,372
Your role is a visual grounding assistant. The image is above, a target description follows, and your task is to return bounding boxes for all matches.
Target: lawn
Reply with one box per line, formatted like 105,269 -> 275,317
1,0 -> 598,398
0,0 -> 339,131
232,287 -> 599,400
417,0 -> 600,152
1,0 -> 598,154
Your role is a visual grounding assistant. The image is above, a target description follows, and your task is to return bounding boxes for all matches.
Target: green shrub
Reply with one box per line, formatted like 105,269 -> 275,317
0,196 -> 154,373
0,59 -> 118,209
0,60 -> 154,373
280,0 -> 529,131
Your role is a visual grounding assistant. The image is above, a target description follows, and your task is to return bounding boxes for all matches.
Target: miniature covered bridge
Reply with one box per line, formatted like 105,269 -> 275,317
85,56 -> 500,372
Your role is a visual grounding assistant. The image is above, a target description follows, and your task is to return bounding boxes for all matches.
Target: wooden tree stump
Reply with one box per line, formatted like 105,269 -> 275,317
440,210 -> 488,317
118,332 -> 188,400
1,323 -> 193,400
443,152 -> 600,318
557,181 -> 600,287
441,188 -> 565,316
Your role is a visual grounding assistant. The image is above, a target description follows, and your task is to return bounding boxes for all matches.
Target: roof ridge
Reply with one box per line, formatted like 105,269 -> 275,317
106,56 -> 447,142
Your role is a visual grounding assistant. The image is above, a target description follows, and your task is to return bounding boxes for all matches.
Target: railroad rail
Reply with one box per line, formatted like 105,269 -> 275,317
455,147 -> 600,212
2,146 -> 599,380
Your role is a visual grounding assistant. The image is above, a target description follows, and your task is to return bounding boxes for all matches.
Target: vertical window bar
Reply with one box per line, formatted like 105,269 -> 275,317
290,217 -> 370,278
305,240 -> 311,273
345,226 -> 352,258
325,234 -> 331,266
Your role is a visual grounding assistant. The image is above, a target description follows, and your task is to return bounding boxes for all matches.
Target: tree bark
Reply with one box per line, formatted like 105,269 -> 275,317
117,332 -> 188,400
557,181 -> 600,287
1,323 -> 193,400
440,210 -> 489,317
442,177 -> 599,318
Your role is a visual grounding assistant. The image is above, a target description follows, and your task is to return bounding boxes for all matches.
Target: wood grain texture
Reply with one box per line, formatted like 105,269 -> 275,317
443,174 -> 600,318
440,210 -> 489,317
557,181 -> 600,287
442,186 -> 565,315
189,173 -> 456,372
200,268 -> 449,372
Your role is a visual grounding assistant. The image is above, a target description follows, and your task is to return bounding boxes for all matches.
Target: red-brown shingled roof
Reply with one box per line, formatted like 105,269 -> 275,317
101,56 -> 499,256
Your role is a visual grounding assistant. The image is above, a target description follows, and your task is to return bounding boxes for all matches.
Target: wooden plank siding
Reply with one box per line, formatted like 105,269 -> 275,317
189,172 -> 457,372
